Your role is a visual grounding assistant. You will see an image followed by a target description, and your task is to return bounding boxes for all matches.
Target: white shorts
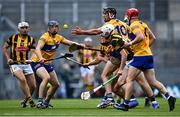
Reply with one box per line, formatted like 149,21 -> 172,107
10,64 -> 34,75
80,66 -> 95,78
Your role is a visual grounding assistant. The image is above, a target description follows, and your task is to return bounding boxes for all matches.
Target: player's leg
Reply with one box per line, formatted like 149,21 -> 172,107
26,73 -> 36,96
85,66 -> 95,91
112,68 -> 126,108
135,72 -> 159,109
97,61 -> 118,108
144,69 -> 176,111
101,61 -> 118,95
43,70 -> 60,108
11,65 -> 34,108
117,66 -> 141,111
114,67 -> 139,109
23,64 -> 36,107
23,64 -> 36,95
113,67 -> 127,98
80,67 -> 89,91
35,67 -> 50,108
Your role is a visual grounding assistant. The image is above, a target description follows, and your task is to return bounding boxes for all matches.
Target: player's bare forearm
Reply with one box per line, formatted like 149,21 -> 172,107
3,43 -> 10,60
119,50 -> 128,72
29,49 -> 36,60
85,57 -> 102,66
81,29 -> 102,35
72,27 -> 102,35
130,30 -> 144,45
35,47 -> 43,59
62,39 -> 77,46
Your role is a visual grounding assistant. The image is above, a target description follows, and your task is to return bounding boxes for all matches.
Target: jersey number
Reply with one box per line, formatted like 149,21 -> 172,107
115,25 -> 127,36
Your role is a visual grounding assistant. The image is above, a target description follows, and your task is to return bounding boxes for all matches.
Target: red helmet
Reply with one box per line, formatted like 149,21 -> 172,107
126,8 -> 139,19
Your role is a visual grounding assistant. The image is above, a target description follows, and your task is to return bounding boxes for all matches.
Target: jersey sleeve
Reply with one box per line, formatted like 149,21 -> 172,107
6,35 -> 14,45
131,22 -> 141,35
59,35 -> 66,43
30,37 -> 36,49
38,34 -> 46,46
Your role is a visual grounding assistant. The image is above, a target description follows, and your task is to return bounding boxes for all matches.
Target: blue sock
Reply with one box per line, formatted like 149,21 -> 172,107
123,99 -> 129,105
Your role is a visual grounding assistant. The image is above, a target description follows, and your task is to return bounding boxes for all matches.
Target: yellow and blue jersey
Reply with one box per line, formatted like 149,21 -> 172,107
129,20 -> 152,56
32,32 -> 66,64
106,19 -> 130,39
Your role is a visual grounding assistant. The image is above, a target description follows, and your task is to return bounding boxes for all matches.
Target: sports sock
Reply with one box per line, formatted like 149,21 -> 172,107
38,97 -> 43,102
123,99 -> 129,105
85,84 -> 94,91
130,95 -> 135,99
149,95 -> 155,102
106,93 -> 113,98
164,92 -> 170,100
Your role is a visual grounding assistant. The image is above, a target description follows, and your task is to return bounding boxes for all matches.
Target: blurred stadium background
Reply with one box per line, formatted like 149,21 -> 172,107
0,0 -> 180,99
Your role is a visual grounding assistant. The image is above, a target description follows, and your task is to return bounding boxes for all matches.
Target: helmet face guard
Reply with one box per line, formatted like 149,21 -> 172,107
100,24 -> 115,39
47,20 -> 59,35
48,20 -> 59,27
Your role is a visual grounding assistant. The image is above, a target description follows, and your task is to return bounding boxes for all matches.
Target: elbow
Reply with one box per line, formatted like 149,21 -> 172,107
139,35 -> 144,41
3,47 -> 7,54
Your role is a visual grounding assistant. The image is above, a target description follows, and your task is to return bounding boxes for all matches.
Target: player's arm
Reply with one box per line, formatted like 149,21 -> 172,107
3,36 -> 13,64
29,38 -> 36,60
148,27 -> 156,46
125,26 -> 144,47
61,38 -> 77,46
77,50 -> 82,63
72,26 -> 102,35
83,53 -> 105,66
3,42 -> 11,63
35,38 -> 45,62
117,49 -> 128,76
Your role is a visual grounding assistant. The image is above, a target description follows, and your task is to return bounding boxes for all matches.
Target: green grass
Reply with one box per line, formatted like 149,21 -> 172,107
0,98 -> 179,117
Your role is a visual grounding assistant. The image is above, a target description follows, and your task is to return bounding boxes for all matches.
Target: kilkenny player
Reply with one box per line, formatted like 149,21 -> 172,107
77,37 -> 97,91
3,22 -> 36,108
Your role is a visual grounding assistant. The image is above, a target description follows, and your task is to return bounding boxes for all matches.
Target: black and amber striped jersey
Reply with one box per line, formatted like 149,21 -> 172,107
6,34 -> 35,64
110,34 -> 134,61
78,49 -> 96,64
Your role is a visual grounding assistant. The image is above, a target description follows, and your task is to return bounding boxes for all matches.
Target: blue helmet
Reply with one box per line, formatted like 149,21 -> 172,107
48,20 -> 59,27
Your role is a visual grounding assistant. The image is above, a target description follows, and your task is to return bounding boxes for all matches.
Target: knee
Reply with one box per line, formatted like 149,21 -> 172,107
31,83 -> 36,91
56,82 -> 60,88
53,82 -> 60,89
112,86 -> 118,93
101,74 -> 108,81
42,77 -> 51,83
19,77 -> 27,84
126,77 -> 133,83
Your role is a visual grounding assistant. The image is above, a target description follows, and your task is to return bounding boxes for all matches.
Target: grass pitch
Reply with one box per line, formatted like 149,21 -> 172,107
0,98 -> 179,117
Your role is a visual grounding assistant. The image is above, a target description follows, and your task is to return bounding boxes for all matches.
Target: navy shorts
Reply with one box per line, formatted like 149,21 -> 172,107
129,56 -> 154,71
31,62 -> 54,73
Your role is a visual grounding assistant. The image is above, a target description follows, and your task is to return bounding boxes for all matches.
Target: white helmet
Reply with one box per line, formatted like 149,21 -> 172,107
18,21 -> 29,29
84,37 -> 92,42
100,24 -> 114,38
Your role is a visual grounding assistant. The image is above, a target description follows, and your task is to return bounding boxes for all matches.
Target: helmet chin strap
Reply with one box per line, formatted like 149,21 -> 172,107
21,34 -> 28,37
48,31 -> 57,36
108,13 -> 115,19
